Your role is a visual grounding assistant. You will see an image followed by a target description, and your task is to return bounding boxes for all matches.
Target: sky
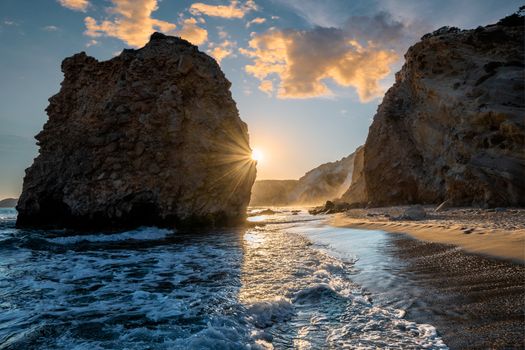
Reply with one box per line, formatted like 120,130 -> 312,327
0,0 -> 521,198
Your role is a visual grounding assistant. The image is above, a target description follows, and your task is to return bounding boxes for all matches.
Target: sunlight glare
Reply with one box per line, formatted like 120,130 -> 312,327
251,148 -> 263,162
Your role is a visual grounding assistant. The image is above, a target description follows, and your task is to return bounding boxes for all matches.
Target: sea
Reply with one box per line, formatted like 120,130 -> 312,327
0,207 -> 450,349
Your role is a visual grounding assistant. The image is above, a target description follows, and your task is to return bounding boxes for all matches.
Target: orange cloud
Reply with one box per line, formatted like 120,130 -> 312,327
240,27 -> 398,101
258,80 -> 273,95
246,17 -> 266,27
84,0 -> 177,48
190,0 -> 257,19
58,0 -> 89,12
208,40 -> 236,63
177,18 -> 208,45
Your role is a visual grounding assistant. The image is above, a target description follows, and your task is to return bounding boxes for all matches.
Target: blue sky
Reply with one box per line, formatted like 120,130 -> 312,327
0,0 -> 521,198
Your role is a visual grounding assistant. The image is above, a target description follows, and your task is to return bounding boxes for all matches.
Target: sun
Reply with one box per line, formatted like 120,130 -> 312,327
251,148 -> 263,162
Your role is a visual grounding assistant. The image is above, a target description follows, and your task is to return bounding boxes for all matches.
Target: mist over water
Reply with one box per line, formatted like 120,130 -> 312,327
0,208 -> 447,349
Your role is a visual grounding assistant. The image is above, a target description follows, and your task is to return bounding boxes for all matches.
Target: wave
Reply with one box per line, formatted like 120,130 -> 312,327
246,298 -> 295,328
45,227 -> 173,245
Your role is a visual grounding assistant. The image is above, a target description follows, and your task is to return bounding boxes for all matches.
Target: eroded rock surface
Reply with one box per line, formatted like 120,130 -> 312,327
346,14 -> 524,207
17,32 -> 256,229
340,146 -> 367,206
250,153 -> 355,206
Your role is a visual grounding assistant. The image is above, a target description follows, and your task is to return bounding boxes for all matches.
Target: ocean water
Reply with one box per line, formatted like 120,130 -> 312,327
0,207 -> 448,349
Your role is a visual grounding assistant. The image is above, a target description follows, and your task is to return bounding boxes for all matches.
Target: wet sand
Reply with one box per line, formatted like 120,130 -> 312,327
388,235 -> 524,349
332,207 -> 525,263
317,226 -> 525,349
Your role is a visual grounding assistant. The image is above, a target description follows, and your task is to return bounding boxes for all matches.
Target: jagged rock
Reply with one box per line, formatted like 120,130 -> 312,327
309,200 -> 354,215
250,153 -> 355,206
16,32 -> 256,229
347,13 -> 525,208
399,205 -> 427,221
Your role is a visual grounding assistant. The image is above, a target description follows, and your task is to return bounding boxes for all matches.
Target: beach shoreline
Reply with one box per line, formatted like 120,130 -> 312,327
331,206 -> 525,264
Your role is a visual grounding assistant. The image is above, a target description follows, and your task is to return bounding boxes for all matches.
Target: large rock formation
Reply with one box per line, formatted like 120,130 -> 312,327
250,180 -> 298,206
250,153 -> 355,206
17,32 -> 256,229
340,146 -> 366,204
345,13 -> 524,207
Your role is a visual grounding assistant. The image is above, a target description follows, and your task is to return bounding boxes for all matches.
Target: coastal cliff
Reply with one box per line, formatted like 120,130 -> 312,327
17,32 -> 256,229
250,153 -> 355,206
345,14 -> 524,207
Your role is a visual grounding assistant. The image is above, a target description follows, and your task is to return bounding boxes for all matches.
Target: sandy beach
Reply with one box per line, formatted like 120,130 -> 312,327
332,206 -> 525,263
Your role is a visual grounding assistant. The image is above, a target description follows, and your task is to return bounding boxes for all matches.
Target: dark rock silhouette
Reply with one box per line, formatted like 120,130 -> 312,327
17,32 -> 256,229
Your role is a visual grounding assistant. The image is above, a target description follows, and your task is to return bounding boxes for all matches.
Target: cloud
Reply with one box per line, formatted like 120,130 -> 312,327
3,20 -> 18,26
258,80 -> 273,95
217,27 -> 228,39
208,40 -> 236,63
84,0 -> 177,48
177,17 -> 208,45
343,12 -> 414,48
190,0 -> 257,19
240,26 -> 398,101
58,0 -> 89,12
43,25 -> 59,31
246,17 -> 266,27
86,39 -> 98,47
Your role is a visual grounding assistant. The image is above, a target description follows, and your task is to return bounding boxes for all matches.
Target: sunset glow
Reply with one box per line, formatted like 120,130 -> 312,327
251,148 -> 263,162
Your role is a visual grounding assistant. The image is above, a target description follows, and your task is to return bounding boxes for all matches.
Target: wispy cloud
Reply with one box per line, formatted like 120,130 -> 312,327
84,0 -> 177,47
258,80 -> 273,96
58,0 -> 89,12
246,17 -> 266,27
208,39 -> 236,63
86,39 -> 98,47
240,26 -> 398,101
43,25 -> 59,31
3,20 -> 19,26
190,0 -> 257,19
177,17 -> 208,45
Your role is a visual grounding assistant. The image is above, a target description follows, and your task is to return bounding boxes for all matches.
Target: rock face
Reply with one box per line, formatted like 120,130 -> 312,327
17,32 -> 256,229
340,146 -> 367,205
249,180 -> 298,206
346,14 -> 525,208
0,198 -> 18,208
250,153 -> 355,206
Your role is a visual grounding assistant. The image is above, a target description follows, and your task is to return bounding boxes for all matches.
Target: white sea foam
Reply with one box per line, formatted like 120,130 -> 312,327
0,210 -> 449,349
246,298 -> 295,328
45,226 -> 172,244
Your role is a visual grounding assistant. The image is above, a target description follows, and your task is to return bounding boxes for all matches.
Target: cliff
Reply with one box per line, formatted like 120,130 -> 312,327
340,146 -> 366,204
250,153 -> 355,206
17,32 -> 256,229
345,13 -> 524,207
250,180 -> 299,206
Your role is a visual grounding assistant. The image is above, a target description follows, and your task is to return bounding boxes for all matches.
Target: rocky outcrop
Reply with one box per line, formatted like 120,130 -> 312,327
17,32 -> 256,229
346,13 -> 524,208
0,198 -> 18,208
250,180 -> 298,206
340,146 -> 367,205
250,153 -> 355,206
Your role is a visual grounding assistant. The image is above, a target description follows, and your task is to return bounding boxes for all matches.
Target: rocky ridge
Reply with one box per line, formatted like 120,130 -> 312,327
17,32 -> 256,229
250,153 -> 355,206
344,13 -> 525,208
